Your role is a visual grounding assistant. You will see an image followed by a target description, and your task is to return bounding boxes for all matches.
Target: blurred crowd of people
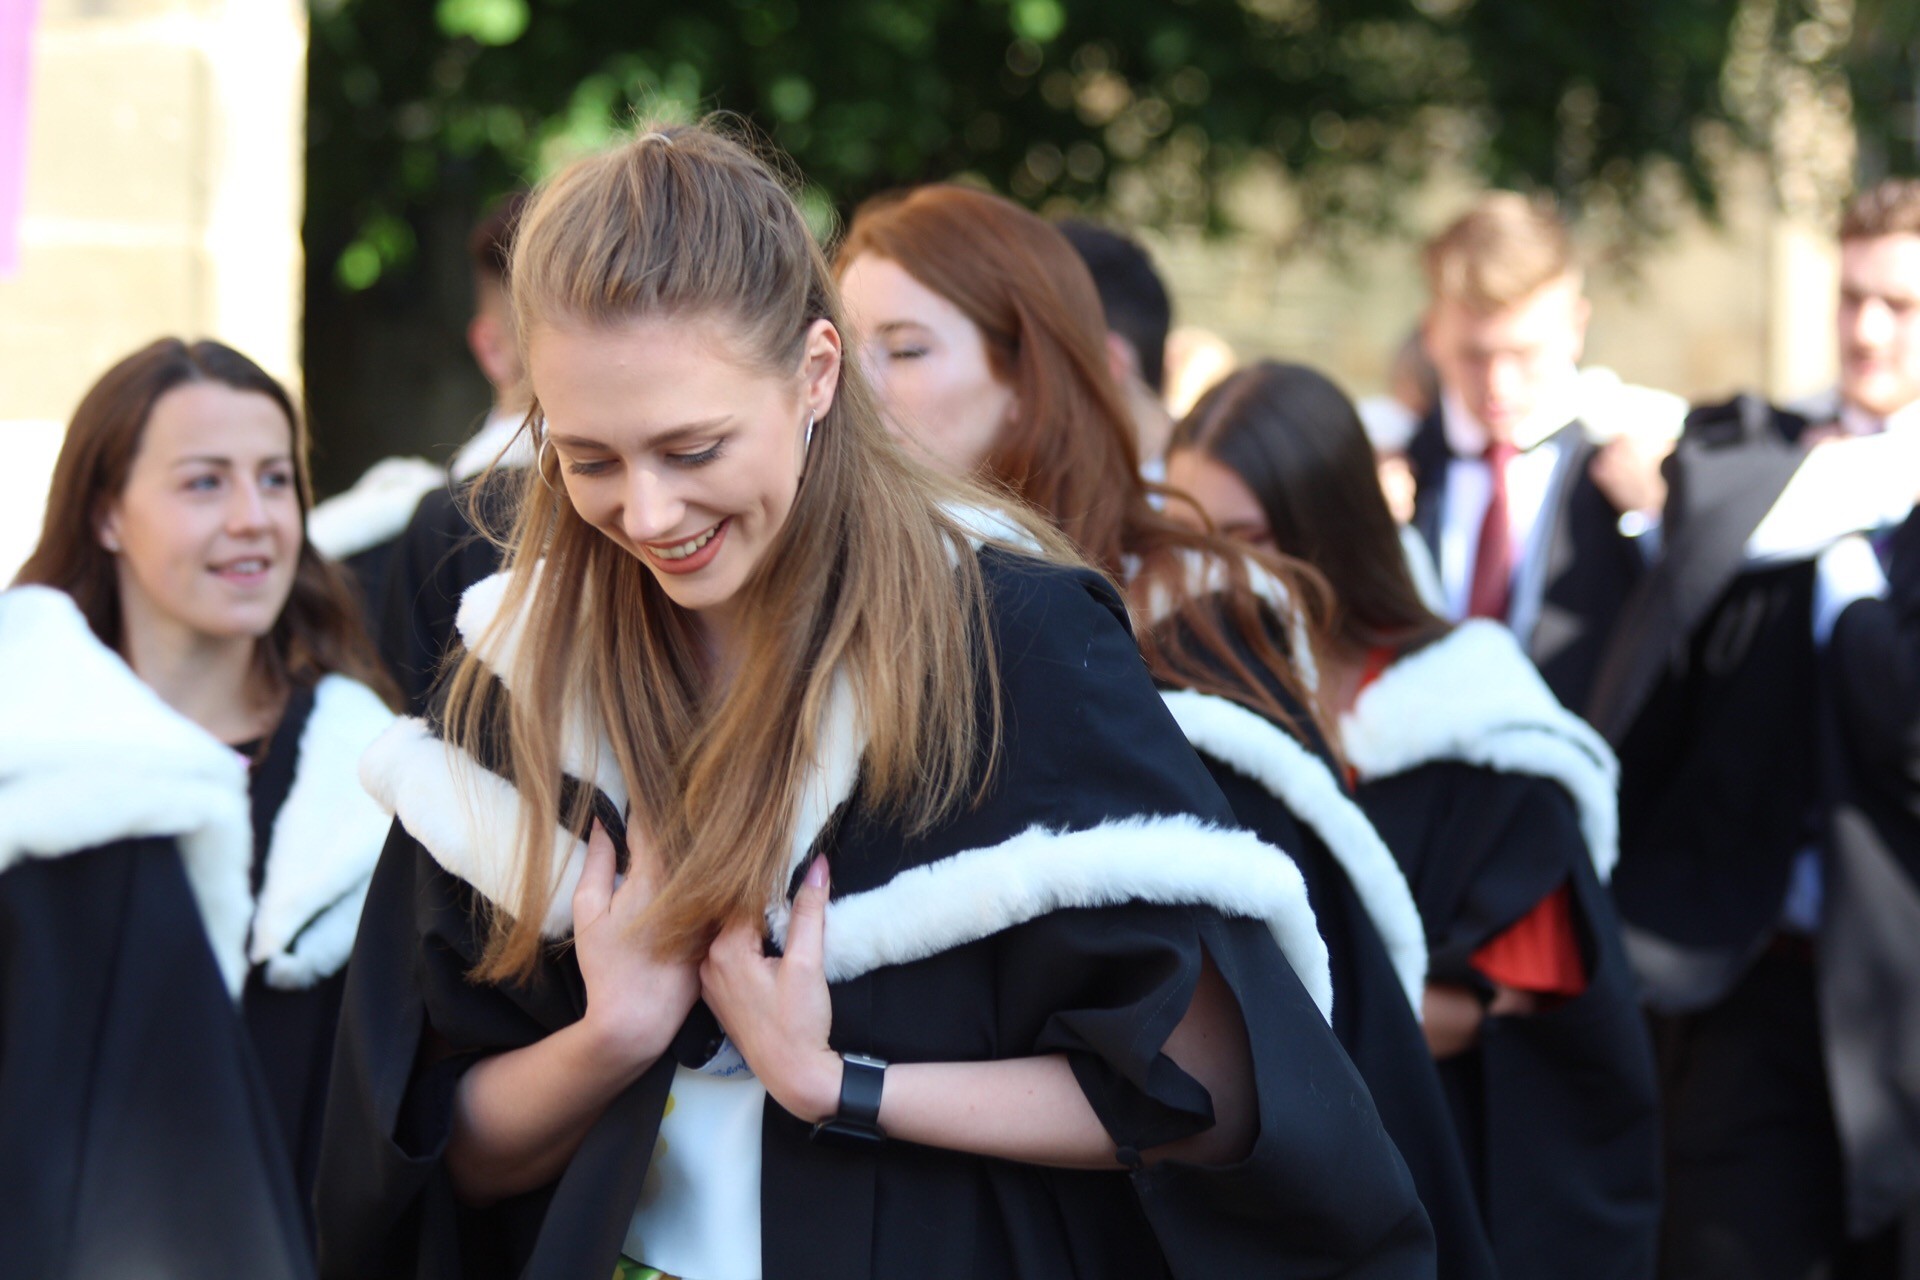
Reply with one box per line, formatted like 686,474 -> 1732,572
3,118 -> 1918,1280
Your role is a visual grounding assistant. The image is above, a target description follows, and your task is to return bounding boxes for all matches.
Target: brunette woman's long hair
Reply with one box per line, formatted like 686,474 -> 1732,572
1173,361 -> 1452,660
838,186 -> 1328,735
446,123 -> 1078,980
14,337 -> 398,707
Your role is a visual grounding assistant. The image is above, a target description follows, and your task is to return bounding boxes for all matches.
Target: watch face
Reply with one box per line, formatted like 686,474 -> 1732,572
843,1052 -> 888,1070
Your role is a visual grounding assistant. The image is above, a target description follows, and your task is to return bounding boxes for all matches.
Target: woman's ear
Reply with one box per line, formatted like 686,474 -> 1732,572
96,502 -> 123,555
802,319 -> 842,420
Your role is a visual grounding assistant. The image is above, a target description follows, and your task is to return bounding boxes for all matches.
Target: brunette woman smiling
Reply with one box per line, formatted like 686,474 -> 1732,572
316,123 -> 1431,1280
14,338 -> 400,1246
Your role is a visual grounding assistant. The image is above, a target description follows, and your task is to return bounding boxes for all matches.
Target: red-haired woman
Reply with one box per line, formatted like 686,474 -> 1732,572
837,187 -> 1494,1280
13,337 -> 400,1246
1169,359 -> 1660,1280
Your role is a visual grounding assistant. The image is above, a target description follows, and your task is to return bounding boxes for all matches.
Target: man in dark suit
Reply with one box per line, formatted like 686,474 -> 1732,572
1406,194 -> 1657,714
1591,180 -> 1920,1280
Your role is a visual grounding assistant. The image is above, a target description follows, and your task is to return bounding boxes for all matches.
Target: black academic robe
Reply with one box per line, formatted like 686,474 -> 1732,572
0,584 -> 315,1279
219,670 -> 396,1246
376,477 -> 515,715
0,838 -> 317,1280
1346,622 -> 1660,1280
1407,412 -> 1644,715
1589,395 -> 1920,1257
318,548 -> 1435,1279
1820,505 -> 1920,1240
1158,679 -> 1499,1280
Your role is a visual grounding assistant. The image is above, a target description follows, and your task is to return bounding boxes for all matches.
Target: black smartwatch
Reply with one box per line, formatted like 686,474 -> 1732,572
809,1052 -> 888,1148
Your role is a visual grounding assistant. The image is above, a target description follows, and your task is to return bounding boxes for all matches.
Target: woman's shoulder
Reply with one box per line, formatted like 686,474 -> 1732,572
976,544 -> 1132,649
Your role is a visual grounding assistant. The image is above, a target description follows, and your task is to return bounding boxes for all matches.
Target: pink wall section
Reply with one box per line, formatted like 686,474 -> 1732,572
0,0 -> 38,277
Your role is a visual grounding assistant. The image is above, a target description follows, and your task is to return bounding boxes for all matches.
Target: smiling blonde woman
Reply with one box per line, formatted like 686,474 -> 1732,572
316,122 -> 1433,1280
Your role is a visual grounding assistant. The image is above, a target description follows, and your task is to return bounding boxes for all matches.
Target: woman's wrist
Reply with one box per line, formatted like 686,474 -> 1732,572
575,1004 -> 673,1084
768,1045 -> 845,1125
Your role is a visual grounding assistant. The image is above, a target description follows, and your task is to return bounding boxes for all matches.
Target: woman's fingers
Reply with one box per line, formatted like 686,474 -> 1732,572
572,821 -> 616,929
781,855 -> 831,978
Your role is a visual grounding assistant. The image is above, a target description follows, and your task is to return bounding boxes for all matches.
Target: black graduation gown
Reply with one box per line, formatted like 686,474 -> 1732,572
318,548 -> 1435,1279
1346,622 -> 1660,1280
376,477 -> 515,715
1360,765 -> 1659,1279
1150,616 -> 1495,1280
0,837 -> 316,1280
0,584 -> 314,1278
1592,394 -> 1920,1260
1407,412 -> 1644,715
240,684 -> 349,1241
1819,505 -> 1920,1242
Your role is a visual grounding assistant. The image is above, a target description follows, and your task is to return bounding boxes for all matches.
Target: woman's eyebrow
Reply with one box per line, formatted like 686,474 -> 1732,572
548,417 -> 731,452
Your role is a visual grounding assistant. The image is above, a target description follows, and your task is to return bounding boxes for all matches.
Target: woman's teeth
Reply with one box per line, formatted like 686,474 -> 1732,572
222,559 -> 268,574
652,524 -> 721,561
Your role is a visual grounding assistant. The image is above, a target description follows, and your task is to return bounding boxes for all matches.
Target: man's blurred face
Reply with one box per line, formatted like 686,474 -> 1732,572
1424,274 -> 1588,443
1838,234 -> 1920,420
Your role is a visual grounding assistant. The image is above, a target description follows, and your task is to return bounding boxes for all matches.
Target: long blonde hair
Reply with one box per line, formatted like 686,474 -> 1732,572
448,123 -> 1074,980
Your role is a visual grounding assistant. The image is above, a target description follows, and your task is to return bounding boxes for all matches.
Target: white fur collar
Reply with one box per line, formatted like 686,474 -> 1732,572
770,812 -> 1333,1022
355,717 -> 1335,1023
307,455 -> 446,561
0,587 -> 254,997
1341,622 -> 1619,881
1160,689 -> 1426,1015
365,555 -> 1335,1020
372,564 -> 868,939
1134,548 -> 1320,693
250,674 -> 397,989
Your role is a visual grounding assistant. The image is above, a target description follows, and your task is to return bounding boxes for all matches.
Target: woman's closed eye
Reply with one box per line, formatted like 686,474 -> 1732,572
666,440 -> 725,468
566,457 -> 618,478
887,345 -> 928,362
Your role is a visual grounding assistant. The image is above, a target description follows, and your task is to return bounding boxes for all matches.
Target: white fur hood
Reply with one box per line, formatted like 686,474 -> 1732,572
0,587 -> 254,997
1160,689 -> 1427,1016
359,560 -> 1338,1021
1341,621 -> 1620,881
250,673 -> 399,989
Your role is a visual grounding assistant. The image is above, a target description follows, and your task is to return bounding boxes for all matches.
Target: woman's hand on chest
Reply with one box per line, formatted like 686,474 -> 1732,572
698,854 -> 842,1124
573,820 -> 704,1071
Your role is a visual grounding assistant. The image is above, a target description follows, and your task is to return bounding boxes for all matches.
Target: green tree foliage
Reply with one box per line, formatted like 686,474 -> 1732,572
305,0 -> 1780,294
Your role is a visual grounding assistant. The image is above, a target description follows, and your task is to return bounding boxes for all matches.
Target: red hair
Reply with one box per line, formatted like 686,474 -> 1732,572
839,185 -> 1330,736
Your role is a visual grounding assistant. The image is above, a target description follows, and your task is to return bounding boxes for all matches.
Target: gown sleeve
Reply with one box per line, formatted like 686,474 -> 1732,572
313,824 -> 678,1280
955,555 -> 1435,1277
992,901 -> 1436,1278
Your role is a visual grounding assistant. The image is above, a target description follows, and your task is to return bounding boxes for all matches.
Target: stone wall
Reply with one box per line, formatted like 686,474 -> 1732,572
0,0 -> 305,579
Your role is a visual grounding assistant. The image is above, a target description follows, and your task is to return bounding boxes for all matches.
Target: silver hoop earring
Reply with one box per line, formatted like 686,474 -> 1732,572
804,412 -> 816,457
536,433 -> 561,496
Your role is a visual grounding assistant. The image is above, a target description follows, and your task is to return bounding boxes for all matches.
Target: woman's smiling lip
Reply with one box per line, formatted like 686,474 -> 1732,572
640,518 -> 729,575
209,555 -> 274,585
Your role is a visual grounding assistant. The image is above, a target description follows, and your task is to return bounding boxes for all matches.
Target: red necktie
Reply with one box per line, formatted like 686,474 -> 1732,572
1467,440 -> 1517,620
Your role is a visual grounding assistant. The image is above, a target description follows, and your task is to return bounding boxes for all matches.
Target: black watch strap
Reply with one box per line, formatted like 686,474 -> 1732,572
810,1052 -> 888,1147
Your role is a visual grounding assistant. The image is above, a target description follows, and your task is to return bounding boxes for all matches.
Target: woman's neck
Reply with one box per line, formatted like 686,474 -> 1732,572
1318,637 -> 1383,721
122,614 -> 280,745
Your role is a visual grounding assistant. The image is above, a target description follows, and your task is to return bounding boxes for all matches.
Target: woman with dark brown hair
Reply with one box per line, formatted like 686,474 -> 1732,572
838,186 -> 1492,1280
13,336 -> 400,1245
1170,359 -> 1661,1280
